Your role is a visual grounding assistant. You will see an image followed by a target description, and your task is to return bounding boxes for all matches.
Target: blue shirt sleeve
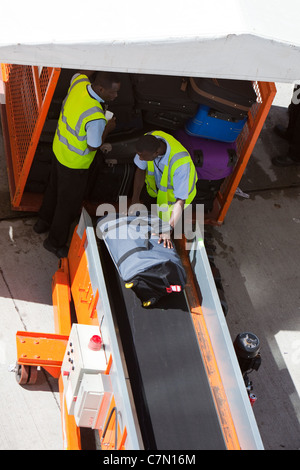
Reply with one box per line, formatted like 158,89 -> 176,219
134,154 -> 147,170
85,83 -> 106,148
86,119 -> 106,148
172,163 -> 190,200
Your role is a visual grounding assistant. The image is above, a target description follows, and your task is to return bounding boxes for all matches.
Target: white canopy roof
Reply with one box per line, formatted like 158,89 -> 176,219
1,0 -> 300,82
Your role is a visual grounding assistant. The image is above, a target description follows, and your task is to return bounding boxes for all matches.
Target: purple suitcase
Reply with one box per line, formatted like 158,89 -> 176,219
175,129 -> 237,180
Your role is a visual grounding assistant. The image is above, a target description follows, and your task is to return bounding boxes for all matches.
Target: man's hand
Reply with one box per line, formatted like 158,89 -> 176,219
152,231 -> 173,249
100,142 -> 112,153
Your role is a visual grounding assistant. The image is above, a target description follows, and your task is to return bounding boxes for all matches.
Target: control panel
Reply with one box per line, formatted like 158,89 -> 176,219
74,373 -> 112,430
61,323 -> 108,415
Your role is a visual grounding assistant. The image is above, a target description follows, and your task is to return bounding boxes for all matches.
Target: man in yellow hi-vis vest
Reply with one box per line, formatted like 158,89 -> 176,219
130,131 -> 198,248
34,71 -> 121,257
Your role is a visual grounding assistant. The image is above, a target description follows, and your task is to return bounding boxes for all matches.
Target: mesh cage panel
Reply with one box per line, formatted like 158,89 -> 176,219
1,64 -> 60,208
215,81 -> 276,223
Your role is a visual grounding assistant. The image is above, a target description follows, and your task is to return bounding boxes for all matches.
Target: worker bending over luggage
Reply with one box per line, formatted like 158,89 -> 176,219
34,71 -> 121,258
130,131 -> 197,248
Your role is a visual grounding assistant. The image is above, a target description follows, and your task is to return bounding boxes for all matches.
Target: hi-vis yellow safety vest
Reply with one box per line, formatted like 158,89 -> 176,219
145,131 -> 198,222
53,74 -> 107,169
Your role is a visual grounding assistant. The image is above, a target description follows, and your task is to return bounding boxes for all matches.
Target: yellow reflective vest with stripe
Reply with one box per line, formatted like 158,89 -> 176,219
145,131 -> 198,222
53,74 -> 107,169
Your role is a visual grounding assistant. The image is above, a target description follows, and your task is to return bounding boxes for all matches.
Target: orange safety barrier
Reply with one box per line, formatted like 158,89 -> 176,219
1,64 -> 276,223
67,228 -> 100,326
65,229 -> 128,450
51,255 -> 82,450
211,81 -> 277,224
176,238 -> 240,450
16,331 -> 69,379
59,375 -> 82,450
15,233 -> 126,449
52,257 -> 72,336
100,398 -> 128,450
0,64 -> 60,211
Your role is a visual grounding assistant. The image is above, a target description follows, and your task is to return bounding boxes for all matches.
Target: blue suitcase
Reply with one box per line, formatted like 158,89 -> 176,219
185,104 -> 247,143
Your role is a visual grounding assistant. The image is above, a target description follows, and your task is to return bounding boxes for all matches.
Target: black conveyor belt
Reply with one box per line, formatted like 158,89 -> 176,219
99,242 -> 226,450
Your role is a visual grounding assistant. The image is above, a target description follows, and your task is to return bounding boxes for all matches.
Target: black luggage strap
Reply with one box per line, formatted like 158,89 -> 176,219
117,246 -> 149,268
101,217 -> 151,234
189,77 -> 252,113
100,215 -> 171,267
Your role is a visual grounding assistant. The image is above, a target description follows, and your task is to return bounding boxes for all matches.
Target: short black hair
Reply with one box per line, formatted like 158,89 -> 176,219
93,71 -> 121,89
136,135 -> 160,154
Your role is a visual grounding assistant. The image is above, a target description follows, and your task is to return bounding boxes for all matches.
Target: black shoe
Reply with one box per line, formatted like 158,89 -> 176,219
271,155 -> 300,167
273,125 -> 291,141
33,218 -> 50,234
43,237 -> 69,258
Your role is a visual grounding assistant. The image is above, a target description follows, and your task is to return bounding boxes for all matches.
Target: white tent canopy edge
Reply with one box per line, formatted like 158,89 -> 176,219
0,0 -> 300,82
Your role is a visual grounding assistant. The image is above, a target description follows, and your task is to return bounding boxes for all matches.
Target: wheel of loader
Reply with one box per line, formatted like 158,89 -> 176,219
15,363 -> 38,385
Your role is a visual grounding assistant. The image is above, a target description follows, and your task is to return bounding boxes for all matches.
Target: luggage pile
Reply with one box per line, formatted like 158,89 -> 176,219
105,74 -> 257,212
29,71 -> 257,212
176,77 -> 256,213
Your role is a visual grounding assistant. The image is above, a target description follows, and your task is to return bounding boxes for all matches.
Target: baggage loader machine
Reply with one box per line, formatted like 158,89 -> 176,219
15,208 -> 263,450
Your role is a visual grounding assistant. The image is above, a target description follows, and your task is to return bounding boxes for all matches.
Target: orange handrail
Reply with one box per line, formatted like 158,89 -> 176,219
177,238 -> 240,450
215,81 -> 277,223
1,64 -> 60,209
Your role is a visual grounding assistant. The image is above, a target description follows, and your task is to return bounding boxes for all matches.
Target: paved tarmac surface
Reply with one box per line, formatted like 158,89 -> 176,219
0,83 -> 299,450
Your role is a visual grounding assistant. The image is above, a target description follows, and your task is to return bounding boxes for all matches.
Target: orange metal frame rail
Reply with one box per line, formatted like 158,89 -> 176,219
211,81 -> 277,224
176,238 -> 240,450
1,64 -> 276,224
0,64 -> 60,211
16,230 -> 128,450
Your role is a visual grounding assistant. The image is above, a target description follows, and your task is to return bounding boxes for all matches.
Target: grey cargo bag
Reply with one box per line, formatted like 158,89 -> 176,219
97,213 -> 186,307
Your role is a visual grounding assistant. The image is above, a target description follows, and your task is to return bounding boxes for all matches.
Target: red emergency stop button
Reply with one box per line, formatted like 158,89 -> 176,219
88,335 -> 102,351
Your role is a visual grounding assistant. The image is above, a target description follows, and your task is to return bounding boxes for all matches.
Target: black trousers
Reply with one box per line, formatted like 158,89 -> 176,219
39,157 -> 90,248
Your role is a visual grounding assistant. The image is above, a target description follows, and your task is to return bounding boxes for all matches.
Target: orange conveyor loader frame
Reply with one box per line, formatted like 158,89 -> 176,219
15,211 -> 242,450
